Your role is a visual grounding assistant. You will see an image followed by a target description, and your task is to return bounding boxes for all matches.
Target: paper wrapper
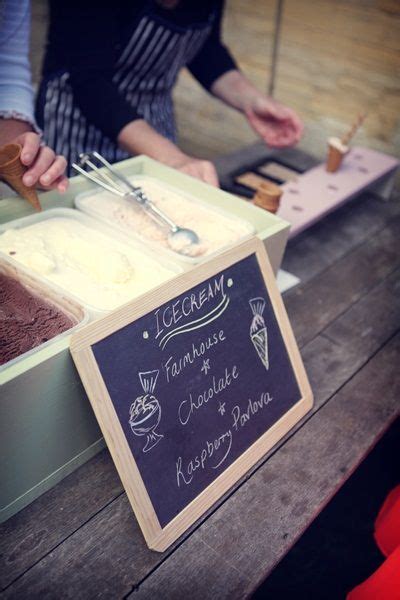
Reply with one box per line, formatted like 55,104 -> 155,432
0,143 -> 41,211
253,181 -> 282,214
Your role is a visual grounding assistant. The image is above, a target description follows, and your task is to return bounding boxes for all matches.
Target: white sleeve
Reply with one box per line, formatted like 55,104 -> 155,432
0,0 -> 38,130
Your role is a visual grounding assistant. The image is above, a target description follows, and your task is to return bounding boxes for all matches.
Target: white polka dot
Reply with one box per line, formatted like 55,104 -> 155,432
227,278 -> 233,287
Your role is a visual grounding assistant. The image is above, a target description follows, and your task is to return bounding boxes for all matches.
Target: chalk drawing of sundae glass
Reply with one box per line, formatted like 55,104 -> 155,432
128,370 -> 163,453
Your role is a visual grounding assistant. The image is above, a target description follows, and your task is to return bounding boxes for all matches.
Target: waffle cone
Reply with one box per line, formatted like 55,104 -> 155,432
253,181 -> 282,214
0,143 -> 41,211
326,143 -> 345,173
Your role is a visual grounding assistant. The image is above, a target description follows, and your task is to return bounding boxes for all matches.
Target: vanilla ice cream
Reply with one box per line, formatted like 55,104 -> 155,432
328,137 -> 348,154
0,217 -> 177,311
78,177 -> 253,258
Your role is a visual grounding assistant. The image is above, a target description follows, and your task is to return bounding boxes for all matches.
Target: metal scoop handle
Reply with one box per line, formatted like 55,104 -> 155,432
72,152 -> 200,254
73,152 -> 178,232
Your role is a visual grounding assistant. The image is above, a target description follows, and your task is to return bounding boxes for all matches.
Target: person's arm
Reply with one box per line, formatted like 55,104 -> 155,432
50,1 -> 142,143
187,1 -> 303,148
186,0 -> 237,91
51,2 -> 218,186
0,0 -> 68,191
118,120 -> 219,187
211,70 -> 303,147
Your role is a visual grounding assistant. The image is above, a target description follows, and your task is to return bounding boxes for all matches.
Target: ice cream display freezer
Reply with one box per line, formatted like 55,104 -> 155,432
0,155 -> 290,522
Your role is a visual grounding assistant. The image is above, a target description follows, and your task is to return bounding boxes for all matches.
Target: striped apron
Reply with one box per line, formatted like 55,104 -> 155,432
36,7 -> 214,173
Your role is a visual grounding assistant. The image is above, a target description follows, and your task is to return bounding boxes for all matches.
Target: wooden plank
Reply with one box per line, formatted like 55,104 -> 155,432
2,262 -> 399,597
0,206 -> 397,584
284,215 -> 400,347
128,333 -> 400,599
275,0 -> 400,159
282,191 -> 400,284
0,451 -> 123,590
302,267 -> 400,406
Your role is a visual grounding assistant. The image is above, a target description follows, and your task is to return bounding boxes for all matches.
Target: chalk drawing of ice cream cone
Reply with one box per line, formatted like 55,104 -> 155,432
249,298 -> 269,370
129,370 -> 163,453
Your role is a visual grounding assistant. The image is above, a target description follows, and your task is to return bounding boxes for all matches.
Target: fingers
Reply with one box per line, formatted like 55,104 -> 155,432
12,132 -> 68,190
246,107 -> 303,148
39,155 -> 68,189
261,99 -> 291,121
55,175 -> 69,193
250,97 -> 304,144
16,132 -> 41,166
39,173 -> 69,193
23,146 -> 56,186
22,147 -> 68,190
284,107 -> 304,140
199,161 -> 219,187
179,159 -> 219,187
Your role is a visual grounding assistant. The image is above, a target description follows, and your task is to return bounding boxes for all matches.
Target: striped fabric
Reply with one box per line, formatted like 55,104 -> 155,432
38,11 -> 212,172
0,0 -> 37,129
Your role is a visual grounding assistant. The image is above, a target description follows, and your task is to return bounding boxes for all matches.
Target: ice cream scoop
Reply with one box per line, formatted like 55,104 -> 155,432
73,152 -> 200,256
0,143 -> 41,211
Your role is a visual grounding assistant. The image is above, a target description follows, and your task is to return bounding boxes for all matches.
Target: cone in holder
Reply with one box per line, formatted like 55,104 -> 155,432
326,137 -> 348,173
252,180 -> 282,214
0,143 -> 41,211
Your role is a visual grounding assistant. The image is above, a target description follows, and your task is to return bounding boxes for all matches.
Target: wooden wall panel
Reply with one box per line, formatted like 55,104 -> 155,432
275,0 -> 400,157
175,0 -> 400,160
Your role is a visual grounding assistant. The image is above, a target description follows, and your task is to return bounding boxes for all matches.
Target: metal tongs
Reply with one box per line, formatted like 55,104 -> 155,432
72,152 -> 200,255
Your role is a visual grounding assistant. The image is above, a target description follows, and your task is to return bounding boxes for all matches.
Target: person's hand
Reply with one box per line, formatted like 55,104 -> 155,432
172,155 -> 219,187
118,119 -> 219,186
15,132 -> 68,192
245,96 -> 303,148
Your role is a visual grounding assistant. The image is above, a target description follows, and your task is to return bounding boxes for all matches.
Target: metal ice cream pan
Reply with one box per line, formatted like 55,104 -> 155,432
0,207 -> 183,319
0,257 -> 89,378
0,258 -> 91,523
0,155 -> 290,522
75,174 -> 256,266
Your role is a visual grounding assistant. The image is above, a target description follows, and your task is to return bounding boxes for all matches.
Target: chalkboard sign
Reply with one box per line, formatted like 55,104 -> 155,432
71,237 -> 312,551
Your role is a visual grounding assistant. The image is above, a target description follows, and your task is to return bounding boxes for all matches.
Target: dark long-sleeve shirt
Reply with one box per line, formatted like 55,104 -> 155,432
42,0 -> 237,141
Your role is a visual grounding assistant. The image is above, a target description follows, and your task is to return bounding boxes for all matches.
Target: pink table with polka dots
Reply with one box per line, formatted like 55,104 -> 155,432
277,146 -> 399,238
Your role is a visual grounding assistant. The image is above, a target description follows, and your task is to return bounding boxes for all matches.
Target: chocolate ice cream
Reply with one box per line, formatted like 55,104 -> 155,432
0,272 -> 76,366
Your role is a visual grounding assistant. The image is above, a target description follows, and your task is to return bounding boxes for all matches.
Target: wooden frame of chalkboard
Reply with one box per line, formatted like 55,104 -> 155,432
71,237 -> 312,552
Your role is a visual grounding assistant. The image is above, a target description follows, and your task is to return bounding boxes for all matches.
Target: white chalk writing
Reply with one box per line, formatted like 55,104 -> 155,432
231,392 -> 273,431
163,329 -> 226,383
176,429 -> 233,487
178,365 -> 239,426
155,275 -> 225,340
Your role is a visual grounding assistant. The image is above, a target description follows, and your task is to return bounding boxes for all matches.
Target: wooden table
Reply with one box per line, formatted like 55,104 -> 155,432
1,149 -> 399,599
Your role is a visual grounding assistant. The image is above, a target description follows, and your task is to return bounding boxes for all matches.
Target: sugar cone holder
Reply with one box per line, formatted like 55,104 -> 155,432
0,143 -> 41,211
252,181 -> 282,214
326,113 -> 367,174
